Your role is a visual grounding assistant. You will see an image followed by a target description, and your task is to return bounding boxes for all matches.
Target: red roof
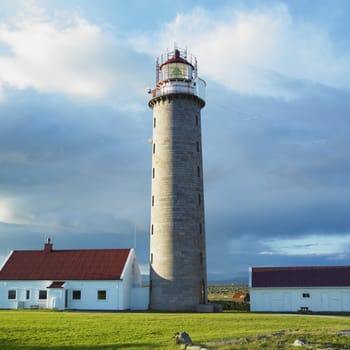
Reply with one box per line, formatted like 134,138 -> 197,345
0,245 -> 131,281
160,49 -> 193,69
251,266 -> 350,288
47,281 -> 65,288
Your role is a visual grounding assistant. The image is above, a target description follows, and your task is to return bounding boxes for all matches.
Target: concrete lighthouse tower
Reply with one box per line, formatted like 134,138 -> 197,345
148,47 -> 207,311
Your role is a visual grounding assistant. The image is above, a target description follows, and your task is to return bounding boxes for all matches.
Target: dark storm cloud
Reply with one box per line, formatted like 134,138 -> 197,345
0,90 -> 150,189
0,89 -> 151,267
203,81 -> 350,237
201,80 -> 350,280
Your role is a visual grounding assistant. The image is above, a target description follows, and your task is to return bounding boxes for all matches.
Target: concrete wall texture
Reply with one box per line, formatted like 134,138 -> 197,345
149,93 -> 207,311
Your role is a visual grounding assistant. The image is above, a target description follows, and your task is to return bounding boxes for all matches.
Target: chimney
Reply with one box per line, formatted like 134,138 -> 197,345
44,238 -> 53,252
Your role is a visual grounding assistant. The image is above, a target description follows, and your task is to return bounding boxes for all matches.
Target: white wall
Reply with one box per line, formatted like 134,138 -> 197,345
0,280 -> 130,310
120,249 -> 148,310
250,287 -> 350,312
0,280 -> 53,309
64,280 -> 125,310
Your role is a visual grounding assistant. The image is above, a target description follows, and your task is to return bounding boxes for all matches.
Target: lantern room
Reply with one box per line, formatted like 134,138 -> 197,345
157,49 -> 195,83
150,47 -> 206,104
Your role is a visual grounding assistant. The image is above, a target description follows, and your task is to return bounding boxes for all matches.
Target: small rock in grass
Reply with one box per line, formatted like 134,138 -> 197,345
292,339 -> 307,346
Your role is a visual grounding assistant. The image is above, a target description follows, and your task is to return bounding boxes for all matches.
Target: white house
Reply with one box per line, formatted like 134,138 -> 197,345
0,239 -> 149,310
250,266 -> 350,313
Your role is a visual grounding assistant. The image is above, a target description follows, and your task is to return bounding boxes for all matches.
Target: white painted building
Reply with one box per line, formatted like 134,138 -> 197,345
250,266 -> 350,313
0,240 -> 148,310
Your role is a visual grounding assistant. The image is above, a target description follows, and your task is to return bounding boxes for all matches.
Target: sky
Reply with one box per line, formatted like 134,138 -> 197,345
0,0 -> 350,282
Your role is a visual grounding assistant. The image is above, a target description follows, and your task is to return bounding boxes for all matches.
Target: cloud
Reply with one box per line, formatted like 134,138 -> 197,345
0,198 -> 15,223
260,234 -> 350,257
131,4 -> 350,98
0,3 -> 150,102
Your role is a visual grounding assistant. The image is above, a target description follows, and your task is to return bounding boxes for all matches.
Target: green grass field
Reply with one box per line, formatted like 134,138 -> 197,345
0,310 -> 349,349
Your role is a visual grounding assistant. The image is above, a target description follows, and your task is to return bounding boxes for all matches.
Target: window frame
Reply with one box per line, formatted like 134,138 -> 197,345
72,290 -> 81,300
38,290 -> 47,300
97,290 -> 107,301
8,290 -> 16,300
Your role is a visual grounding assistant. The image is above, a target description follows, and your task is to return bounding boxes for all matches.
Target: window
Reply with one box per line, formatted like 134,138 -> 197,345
8,290 -> 16,300
153,143 -> 155,154
302,293 -> 310,298
26,290 -> 30,300
197,166 -> 200,177
199,223 -> 202,235
72,290 -> 81,300
201,280 -> 206,304
200,252 -> 203,264
151,253 -> 153,265
195,115 -> 199,126
152,195 -> 154,207
153,117 -> 156,128
152,167 -> 155,179
196,141 -> 200,152
151,224 -> 154,235
97,290 -> 107,300
198,193 -> 201,206
39,290 -> 47,300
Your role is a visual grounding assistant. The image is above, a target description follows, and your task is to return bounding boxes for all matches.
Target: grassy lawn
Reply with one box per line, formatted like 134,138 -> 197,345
0,310 -> 349,349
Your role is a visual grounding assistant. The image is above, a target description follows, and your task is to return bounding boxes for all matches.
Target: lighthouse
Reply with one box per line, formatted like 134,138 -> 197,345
148,47 -> 207,311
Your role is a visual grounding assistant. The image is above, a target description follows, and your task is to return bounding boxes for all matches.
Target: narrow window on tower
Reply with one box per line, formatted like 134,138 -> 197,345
198,193 -> 201,206
199,223 -> 202,235
151,224 -> 154,235
200,252 -> 203,265
151,253 -> 153,265
153,117 -> 156,128
153,143 -> 155,154
196,141 -> 200,152
195,114 -> 199,126
197,166 -> 200,177
152,167 -> 155,179
152,195 -> 154,207
201,280 -> 206,304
